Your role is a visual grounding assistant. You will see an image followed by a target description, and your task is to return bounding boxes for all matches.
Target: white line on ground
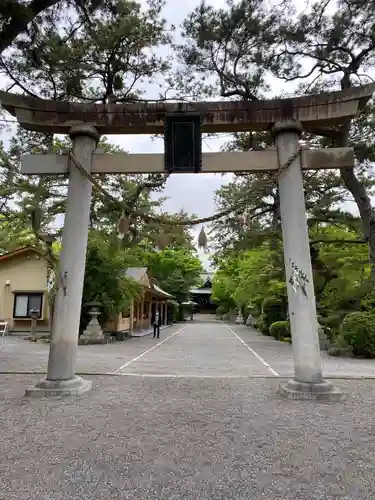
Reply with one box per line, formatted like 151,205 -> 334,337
113,325 -> 188,373
223,323 -> 279,377
110,373 -> 275,378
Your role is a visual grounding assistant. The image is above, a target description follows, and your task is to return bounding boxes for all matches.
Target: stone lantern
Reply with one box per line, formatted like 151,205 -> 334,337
317,315 -> 330,351
30,309 -> 40,341
80,301 -> 105,344
235,308 -> 244,324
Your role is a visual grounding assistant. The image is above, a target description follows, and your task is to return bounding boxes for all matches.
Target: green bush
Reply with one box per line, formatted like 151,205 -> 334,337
260,296 -> 286,334
251,297 -> 264,314
257,314 -> 271,335
269,320 -> 290,341
171,303 -> 180,322
361,287 -> 375,312
246,302 -> 261,318
216,305 -> 226,316
80,233 -> 141,334
342,311 -> 375,358
318,313 -> 345,340
115,332 -> 127,342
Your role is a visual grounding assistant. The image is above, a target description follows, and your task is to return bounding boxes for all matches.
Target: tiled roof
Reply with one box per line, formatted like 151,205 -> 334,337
125,267 -> 174,298
153,283 -> 173,298
0,246 -> 44,262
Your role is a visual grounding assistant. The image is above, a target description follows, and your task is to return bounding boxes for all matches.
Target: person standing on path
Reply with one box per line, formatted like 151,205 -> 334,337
153,309 -> 161,339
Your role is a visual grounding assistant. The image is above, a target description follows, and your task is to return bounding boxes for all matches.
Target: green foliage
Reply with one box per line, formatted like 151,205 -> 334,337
248,297 -> 263,318
0,215 -> 35,253
81,232 -> 141,332
3,0 -> 172,102
361,287 -> 375,312
315,227 -> 369,311
342,312 -> 375,358
142,248 -> 203,304
211,259 -> 238,313
261,296 -> 286,331
269,321 -> 290,341
216,305 -> 226,316
170,302 -> 179,323
257,315 -> 271,335
234,247 -> 285,306
212,247 -> 286,316
211,224 -> 372,338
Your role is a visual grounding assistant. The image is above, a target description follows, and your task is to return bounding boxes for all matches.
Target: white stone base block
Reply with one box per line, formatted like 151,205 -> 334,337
24,376 -> 92,397
279,379 -> 346,402
79,334 -> 106,345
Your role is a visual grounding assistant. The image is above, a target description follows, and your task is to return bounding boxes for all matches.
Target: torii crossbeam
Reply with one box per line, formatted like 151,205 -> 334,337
21,148 -> 354,175
0,83 -> 374,134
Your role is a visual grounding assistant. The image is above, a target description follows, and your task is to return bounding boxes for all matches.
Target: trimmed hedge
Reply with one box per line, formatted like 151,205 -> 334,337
216,305 -> 226,316
342,311 -> 375,358
256,314 -> 271,335
269,320 -> 290,341
259,296 -> 286,335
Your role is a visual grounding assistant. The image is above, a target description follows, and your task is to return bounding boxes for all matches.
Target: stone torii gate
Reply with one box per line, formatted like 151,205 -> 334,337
0,84 -> 374,400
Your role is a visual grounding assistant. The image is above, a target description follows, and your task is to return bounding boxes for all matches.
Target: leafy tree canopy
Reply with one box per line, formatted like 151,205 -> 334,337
144,248 -> 203,303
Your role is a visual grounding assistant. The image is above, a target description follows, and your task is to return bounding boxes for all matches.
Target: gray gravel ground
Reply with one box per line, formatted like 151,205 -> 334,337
116,323 -> 271,377
1,375 -> 375,500
2,320 -> 375,499
0,325 -> 181,375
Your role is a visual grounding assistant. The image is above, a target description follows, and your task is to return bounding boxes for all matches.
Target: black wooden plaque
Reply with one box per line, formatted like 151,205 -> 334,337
164,114 -> 202,173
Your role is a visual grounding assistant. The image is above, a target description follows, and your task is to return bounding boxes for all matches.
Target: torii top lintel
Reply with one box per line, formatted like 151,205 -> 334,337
0,84 -> 374,135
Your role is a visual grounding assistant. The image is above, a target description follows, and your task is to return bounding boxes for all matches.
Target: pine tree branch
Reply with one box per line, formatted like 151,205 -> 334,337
0,57 -> 39,98
130,174 -> 170,211
0,0 -> 61,54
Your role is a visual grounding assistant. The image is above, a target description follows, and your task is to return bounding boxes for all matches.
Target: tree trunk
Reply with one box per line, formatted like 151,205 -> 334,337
337,120 -> 375,264
0,0 -> 61,54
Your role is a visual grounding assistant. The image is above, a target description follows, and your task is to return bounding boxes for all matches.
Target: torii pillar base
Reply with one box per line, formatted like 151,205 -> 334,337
279,379 -> 346,402
24,376 -> 92,398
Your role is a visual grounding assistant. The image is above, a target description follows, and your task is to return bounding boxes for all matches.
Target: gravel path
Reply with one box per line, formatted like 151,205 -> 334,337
3,321 -> 375,379
1,375 -> 375,500
3,320 -> 375,380
0,325 -> 180,374
115,322 -> 271,376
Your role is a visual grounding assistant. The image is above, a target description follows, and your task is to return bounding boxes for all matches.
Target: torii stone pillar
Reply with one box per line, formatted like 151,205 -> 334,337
272,120 -> 344,401
25,124 -> 100,397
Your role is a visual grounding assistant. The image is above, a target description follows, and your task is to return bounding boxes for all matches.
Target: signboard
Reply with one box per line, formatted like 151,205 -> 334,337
164,114 -> 202,173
